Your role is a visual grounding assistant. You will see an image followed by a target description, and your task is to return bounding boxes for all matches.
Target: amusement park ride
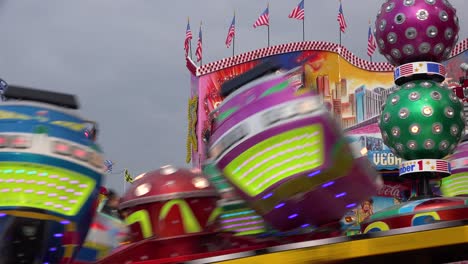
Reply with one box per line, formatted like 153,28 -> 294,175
1,0 -> 468,263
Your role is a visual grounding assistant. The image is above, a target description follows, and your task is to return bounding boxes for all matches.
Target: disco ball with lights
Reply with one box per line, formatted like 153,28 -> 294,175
379,80 -> 465,160
375,0 -> 459,65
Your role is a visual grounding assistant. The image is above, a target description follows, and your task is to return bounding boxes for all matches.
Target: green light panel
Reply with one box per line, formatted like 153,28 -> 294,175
203,163 -> 233,191
0,162 -> 96,216
224,124 -> 324,197
219,207 -> 266,236
441,173 -> 468,197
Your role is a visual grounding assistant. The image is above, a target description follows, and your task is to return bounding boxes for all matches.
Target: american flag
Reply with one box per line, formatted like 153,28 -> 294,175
104,159 -> 114,173
337,2 -> 347,33
184,19 -> 192,57
225,15 -> 236,48
427,62 -> 446,76
0,78 -> 7,101
367,25 -> 377,57
400,63 -> 414,76
196,23 -> 203,62
436,160 -> 449,171
288,0 -> 304,20
253,7 -> 269,28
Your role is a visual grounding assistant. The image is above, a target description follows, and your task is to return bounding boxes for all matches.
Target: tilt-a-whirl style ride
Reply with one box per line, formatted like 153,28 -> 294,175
5,0 -> 468,263
98,0 -> 468,263
0,84 -> 106,264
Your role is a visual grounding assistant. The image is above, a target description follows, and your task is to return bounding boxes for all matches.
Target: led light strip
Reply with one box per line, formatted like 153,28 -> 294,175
209,95 -> 323,159
237,133 -> 320,179
224,125 -> 324,197
0,163 -> 96,216
220,215 -> 262,224
256,159 -> 321,191
247,150 -> 321,185
244,142 -> 320,183
441,175 -> 468,196
0,133 -> 104,173
221,220 -> 264,230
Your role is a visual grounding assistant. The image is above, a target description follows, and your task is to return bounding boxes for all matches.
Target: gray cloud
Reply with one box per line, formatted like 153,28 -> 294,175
0,0 -> 467,193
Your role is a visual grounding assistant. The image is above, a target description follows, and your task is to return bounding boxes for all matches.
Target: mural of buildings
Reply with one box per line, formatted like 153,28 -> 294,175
314,75 -> 395,129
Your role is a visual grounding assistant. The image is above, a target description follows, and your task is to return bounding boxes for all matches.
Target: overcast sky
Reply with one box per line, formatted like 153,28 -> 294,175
0,0 -> 467,194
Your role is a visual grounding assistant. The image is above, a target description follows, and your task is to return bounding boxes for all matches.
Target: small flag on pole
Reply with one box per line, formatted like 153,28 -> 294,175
288,0 -> 305,20
196,23 -> 203,62
104,159 -> 114,173
184,18 -> 193,57
124,169 -> 134,183
367,24 -> 377,57
337,1 -> 347,33
225,14 -> 236,48
253,7 -> 269,28
0,78 -> 8,101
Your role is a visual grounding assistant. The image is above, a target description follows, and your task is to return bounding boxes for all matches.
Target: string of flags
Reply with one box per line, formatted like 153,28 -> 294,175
183,1 -> 378,63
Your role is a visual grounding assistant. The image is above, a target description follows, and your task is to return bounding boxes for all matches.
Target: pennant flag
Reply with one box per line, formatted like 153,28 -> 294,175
253,7 -> 269,28
196,23 -> 203,62
288,0 -> 305,20
124,169 -> 134,183
184,18 -> 193,57
225,14 -> 236,48
337,1 -> 347,33
367,24 -> 377,57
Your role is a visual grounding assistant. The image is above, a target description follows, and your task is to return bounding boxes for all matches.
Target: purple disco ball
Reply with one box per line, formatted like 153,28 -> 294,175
375,0 -> 459,66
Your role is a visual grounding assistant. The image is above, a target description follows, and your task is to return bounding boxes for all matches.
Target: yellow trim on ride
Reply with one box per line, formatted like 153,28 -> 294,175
363,221 -> 390,234
216,225 -> 468,264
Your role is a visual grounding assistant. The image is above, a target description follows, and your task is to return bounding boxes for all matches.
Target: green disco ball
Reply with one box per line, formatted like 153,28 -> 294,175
379,80 -> 465,160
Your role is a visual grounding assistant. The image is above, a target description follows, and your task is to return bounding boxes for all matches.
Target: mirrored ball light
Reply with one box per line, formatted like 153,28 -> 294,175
432,123 -> 443,134
379,80 -> 465,160
431,91 -> 442,100
409,92 -> 420,101
422,106 -> 433,117
424,139 -> 435,149
392,127 -> 401,137
384,112 -> 391,123
399,108 -> 409,119
375,0 -> 459,64
439,10 -> 449,21
410,124 -> 421,135
395,13 -> 406,24
407,141 -> 417,150
395,143 -> 404,151
450,125 -> 459,136
427,26 -> 438,38
439,140 -> 449,150
405,82 -> 416,89
445,107 -> 455,118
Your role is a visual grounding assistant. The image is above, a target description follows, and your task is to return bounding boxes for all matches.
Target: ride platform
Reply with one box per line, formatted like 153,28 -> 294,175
125,220 -> 468,264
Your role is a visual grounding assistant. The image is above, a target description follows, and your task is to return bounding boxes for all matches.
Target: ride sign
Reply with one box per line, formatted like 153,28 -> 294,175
399,159 -> 451,177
